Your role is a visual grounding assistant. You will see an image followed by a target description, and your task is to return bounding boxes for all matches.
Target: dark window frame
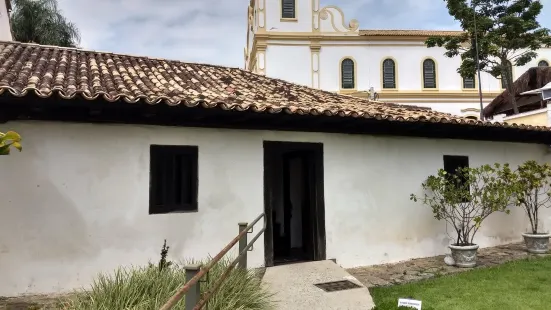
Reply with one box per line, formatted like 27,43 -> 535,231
538,60 -> 549,67
149,145 -> 199,214
382,58 -> 396,89
341,58 -> 355,89
422,59 -> 437,89
443,155 -> 470,202
281,0 -> 296,19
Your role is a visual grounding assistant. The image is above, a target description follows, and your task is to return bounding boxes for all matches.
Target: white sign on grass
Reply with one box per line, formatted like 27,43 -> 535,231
397,298 -> 422,309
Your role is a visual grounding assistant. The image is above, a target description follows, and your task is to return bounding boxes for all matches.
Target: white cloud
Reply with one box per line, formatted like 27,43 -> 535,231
56,0 -> 551,68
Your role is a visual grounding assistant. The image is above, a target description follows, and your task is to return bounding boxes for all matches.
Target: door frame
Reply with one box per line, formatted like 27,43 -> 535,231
263,141 -> 326,267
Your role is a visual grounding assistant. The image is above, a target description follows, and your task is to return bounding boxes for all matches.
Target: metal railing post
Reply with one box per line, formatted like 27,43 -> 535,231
238,222 -> 248,269
185,264 -> 202,310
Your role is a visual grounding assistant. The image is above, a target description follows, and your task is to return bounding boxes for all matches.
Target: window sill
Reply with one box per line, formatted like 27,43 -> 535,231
280,18 -> 298,22
338,89 -> 358,94
150,209 -> 198,215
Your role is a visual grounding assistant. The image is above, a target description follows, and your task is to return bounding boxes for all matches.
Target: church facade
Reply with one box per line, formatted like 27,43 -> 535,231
244,0 -> 551,118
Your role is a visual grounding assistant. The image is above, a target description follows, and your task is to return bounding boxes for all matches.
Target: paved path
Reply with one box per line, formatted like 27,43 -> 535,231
262,260 -> 375,310
348,242 -> 549,288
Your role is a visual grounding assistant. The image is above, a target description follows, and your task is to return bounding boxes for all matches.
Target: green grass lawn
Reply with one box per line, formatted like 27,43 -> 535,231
370,256 -> 551,310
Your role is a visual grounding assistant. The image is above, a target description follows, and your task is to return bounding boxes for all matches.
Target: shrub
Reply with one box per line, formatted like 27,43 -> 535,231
509,160 -> 551,234
0,131 -> 22,155
410,164 -> 514,246
61,241 -> 273,310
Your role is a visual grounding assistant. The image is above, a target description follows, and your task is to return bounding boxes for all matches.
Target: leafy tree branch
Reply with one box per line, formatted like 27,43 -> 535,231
426,0 -> 551,115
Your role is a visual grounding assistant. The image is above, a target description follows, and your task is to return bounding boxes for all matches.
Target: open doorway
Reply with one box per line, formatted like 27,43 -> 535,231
263,141 -> 326,266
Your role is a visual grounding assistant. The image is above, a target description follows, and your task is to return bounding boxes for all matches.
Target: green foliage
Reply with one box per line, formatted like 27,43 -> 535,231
11,0 -> 81,47
508,160 -> 551,234
61,241 -> 274,310
410,163 -> 514,246
425,0 -> 551,114
157,239 -> 173,271
0,131 -> 22,155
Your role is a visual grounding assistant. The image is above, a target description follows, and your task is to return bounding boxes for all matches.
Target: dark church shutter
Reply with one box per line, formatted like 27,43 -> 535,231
382,59 -> 396,89
423,59 -> 436,88
281,0 -> 295,19
341,59 -> 355,89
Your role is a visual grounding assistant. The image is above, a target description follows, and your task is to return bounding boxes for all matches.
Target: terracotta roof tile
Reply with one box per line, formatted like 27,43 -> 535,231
359,29 -> 465,37
0,41 -> 548,132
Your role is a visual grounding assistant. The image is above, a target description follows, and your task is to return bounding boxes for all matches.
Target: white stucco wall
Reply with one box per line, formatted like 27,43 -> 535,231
0,0 -> 12,41
1,120 -> 551,296
265,44 -> 311,86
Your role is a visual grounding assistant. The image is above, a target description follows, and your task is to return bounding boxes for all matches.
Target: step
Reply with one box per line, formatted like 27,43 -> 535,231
262,260 -> 375,310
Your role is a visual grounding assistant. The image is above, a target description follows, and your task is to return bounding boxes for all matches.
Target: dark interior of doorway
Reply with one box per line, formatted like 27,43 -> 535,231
263,141 -> 326,267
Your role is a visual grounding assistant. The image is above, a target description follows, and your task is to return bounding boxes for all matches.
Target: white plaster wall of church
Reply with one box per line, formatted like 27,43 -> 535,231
264,0 -> 313,32
265,44 -> 312,86
515,49 -> 551,74
1,120 -> 550,295
317,44 -> 504,93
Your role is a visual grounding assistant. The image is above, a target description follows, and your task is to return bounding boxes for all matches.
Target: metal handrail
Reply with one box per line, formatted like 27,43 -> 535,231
159,212 -> 266,310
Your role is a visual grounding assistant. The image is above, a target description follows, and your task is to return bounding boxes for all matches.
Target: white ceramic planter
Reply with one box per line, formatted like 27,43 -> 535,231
449,244 -> 479,268
522,233 -> 550,254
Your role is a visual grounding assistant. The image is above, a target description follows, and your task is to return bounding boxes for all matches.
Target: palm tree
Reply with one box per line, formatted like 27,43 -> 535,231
10,0 -> 80,47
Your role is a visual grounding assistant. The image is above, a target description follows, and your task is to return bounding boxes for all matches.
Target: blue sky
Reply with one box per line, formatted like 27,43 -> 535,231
57,0 -> 551,68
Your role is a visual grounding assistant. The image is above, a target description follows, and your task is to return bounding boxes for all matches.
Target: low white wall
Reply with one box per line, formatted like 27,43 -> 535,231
1,121 -> 550,296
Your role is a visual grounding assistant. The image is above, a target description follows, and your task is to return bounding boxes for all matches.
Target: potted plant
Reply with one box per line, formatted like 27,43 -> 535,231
509,160 -> 551,254
411,164 -> 513,268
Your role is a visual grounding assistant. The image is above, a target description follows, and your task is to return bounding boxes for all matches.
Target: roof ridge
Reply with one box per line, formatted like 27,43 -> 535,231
359,29 -> 464,32
0,40 -> 244,71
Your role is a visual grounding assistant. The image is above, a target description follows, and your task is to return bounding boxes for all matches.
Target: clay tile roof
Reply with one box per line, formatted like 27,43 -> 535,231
0,41 -> 548,133
359,29 -> 465,37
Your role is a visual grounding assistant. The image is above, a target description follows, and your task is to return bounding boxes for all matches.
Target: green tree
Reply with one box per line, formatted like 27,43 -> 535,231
10,0 -> 80,47
426,0 -> 551,114
0,131 -> 22,155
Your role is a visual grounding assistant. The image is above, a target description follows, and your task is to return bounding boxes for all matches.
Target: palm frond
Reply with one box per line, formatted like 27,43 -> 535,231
10,0 -> 80,47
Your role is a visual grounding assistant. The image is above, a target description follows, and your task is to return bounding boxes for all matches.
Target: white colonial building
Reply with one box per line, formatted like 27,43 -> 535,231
244,0 -> 551,118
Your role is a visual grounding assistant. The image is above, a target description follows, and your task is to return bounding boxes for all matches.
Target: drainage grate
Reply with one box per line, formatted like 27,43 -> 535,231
314,280 -> 362,292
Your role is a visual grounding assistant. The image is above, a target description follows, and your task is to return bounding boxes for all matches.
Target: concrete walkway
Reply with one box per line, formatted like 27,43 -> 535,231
262,260 -> 375,310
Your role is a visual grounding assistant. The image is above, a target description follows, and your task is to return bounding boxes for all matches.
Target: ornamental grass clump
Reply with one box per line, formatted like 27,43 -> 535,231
61,240 -> 274,310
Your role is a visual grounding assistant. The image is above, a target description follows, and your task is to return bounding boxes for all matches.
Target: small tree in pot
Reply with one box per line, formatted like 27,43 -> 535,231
411,164 -> 514,268
509,160 -> 551,254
